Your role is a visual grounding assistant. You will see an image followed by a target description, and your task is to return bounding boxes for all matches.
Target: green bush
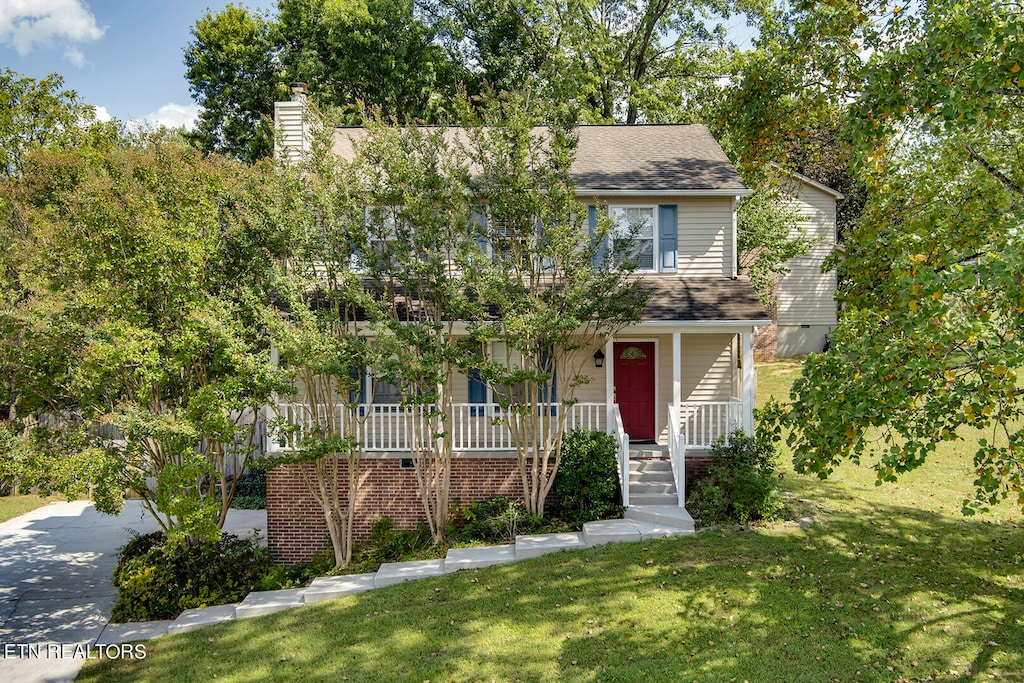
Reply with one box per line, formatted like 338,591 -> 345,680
452,497 -> 543,543
551,429 -> 623,526
227,468 -> 266,509
687,428 -> 784,526
111,531 -> 274,622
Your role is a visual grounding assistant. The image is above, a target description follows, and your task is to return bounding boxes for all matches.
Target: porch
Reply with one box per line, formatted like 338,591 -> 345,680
265,397 -> 747,515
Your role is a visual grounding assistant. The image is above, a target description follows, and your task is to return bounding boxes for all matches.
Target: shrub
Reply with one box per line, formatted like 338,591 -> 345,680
111,531 -> 274,622
452,497 -> 543,543
551,429 -> 623,526
687,428 -> 784,526
227,468 -> 266,509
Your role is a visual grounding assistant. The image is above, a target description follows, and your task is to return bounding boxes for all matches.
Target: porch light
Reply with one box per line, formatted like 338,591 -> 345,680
593,348 -> 605,368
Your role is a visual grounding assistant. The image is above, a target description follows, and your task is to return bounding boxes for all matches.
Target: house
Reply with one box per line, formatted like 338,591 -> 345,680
755,168 -> 843,359
266,96 -> 772,564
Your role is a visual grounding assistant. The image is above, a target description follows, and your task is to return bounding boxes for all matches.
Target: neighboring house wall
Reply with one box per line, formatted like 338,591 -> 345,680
756,175 -> 841,358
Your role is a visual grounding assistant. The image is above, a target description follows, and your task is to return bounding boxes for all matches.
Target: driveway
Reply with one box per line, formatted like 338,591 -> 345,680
0,500 -> 266,683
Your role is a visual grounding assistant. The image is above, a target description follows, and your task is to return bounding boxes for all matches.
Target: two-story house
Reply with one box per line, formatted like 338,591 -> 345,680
266,97 -> 771,564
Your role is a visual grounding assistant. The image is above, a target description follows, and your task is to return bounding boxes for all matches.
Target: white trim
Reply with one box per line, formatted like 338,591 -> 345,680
768,163 -> 846,200
610,204 -> 658,273
672,332 -> 681,406
731,195 -> 739,279
578,188 -> 754,197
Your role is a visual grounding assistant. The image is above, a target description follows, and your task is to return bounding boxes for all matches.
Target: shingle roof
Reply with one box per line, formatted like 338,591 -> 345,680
638,276 -> 770,322
573,125 -> 747,192
333,124 -> 748,194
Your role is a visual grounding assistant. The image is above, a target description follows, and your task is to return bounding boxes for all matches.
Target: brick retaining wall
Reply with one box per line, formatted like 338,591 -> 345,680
267,452 -> 716,565
267,455 -> 522,564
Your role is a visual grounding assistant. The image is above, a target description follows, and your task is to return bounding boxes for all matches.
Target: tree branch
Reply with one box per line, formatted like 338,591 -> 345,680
965,143 -> 1024,197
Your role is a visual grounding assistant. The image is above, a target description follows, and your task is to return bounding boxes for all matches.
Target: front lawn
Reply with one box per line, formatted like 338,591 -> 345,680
79,358 -> 1024,682
0,493 -> 57,524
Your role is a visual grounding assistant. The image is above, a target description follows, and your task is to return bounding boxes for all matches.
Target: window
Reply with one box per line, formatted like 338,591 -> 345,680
610,206 -> 657,271
352,206 -> 403,271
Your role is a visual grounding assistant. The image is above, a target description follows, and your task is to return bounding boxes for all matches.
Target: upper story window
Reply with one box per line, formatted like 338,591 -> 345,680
610,206 -> 657,272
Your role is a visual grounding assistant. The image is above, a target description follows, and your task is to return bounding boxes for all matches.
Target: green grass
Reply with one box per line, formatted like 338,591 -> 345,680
0,493 -> 57,523
79,359 -> 1024,682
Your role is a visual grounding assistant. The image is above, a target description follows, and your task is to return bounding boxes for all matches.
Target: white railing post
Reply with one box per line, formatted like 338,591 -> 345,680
610,404 -> 629,508
668,404 -> 686,508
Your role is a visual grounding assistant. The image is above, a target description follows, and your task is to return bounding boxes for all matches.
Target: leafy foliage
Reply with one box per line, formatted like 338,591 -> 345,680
551,429 -> 623,526
111,531 -> 274,622
450,496 -> 544,543
688,428 -> 783,526
784,0 -> 1024,514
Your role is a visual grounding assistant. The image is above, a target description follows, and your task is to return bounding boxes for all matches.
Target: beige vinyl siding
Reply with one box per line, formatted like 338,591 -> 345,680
274,100 -> 310,163
776,182 -> 838,326
681,334 -> 735,402
677,197 -> 732,277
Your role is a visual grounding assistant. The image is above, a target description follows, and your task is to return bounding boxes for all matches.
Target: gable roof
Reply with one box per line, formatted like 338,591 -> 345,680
573,125 -> 748,195
331,124 -> 750,196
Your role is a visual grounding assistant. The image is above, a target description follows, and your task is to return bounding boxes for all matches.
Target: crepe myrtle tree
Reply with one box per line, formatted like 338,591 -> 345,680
352,115 -> 484,545
462,93 -> 648,517
2,132 -> 290,540
263,120 -> 390,566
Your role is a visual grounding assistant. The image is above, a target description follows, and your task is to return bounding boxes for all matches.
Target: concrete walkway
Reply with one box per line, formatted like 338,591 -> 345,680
0,500 -> 266,683
97,512 -> 694,643
0,499 -> 692,681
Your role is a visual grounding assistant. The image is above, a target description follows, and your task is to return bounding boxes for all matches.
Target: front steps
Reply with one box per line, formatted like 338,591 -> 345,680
625,451 -> 696,532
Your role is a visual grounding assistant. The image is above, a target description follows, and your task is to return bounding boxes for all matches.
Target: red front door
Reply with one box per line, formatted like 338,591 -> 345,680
614,342 -> 656,441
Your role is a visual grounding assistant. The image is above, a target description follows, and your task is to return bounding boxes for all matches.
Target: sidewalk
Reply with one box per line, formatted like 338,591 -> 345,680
0,500 -> 266,683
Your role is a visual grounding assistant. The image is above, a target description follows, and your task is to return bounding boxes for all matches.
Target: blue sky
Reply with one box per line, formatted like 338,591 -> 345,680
1,1 -> 759,130
0,0 -> 275,127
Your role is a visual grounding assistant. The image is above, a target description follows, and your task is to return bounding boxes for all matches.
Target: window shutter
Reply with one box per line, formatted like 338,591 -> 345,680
468,369 -> 487,416
588,205 -> 607,266
659,204 -> 677,271
471,209 -> 488,255
538,350 -> 557,415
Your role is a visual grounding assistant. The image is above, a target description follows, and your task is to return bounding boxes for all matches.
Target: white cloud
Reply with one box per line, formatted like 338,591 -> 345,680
92,105 -> 110,123
135,103 -> 201,131
0,0 -> 105,63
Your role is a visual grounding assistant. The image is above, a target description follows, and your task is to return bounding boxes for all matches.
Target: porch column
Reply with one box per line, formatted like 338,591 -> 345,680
672,332 -> 681,406
605,338 -> 614,425
741,329 -> 755,433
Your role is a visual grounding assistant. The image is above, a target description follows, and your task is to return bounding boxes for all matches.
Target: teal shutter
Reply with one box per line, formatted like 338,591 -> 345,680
659,204 -> 677,271
468,369 -> 487,416
538,350 -> 557,415
588,205 -> 607,266
471,209 -> 488,256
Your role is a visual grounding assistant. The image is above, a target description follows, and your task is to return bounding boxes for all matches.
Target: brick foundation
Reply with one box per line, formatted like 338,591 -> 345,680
684,455 -> 712,499
267,455 -> 522,564
754,321 -> 778,361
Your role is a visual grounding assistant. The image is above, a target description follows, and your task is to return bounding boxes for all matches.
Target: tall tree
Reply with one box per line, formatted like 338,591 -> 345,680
185,0 -> 464,161
0,68 -> 96,179
3,133 -> 290,537
185,4 -> 279,163
463,93 -> 648,516
353,118 -> 483,544
783,0 -> 1024,513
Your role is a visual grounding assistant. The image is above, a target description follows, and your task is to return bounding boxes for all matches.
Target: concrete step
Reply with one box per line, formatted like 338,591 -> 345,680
629,471 -> 673,484
630,447 -> 670,459
625,505 -> 695,532
630,482 -> 676,495
629,460 -> 672,473
628,493 -> 680,506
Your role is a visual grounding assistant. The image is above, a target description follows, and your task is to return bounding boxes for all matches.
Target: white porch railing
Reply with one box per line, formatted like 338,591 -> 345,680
676,398 -> 745,450
610,404 -> 630,507
667,404 -> 686,507
268,402 -> 609,453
